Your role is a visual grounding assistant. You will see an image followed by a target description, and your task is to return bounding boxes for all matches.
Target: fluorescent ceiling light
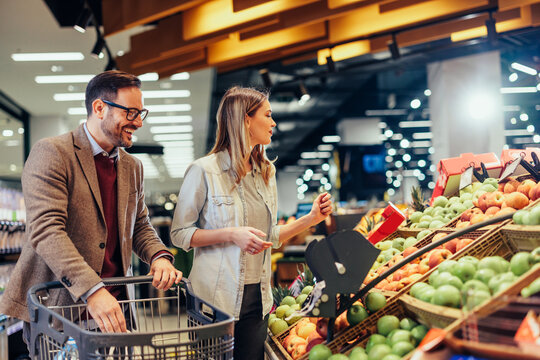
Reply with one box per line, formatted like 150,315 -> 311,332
143,90 -> 190,98
153,134 -> 193,141
322,135 -> 340,143
12,52 -> 85,61
500,87 -> 537,94
300,152 -> 331,159
159,140 -> 194,147
504,129 -> 532,136
146,116 -> 192,124
365,109 -> 408,116
138,73 -> 159,81
170,72 -> 190,80
146,104 -> 191,112
510,62 -> 538,76
513,137 -> 534,144
410,141 -> 431,148
35,75 -> 94,84
503,105 -> 520,112
150,125 -> 193,134
317,144 -> 334,151
54,93 -> 85,101
298,159 -> 323,166
399,120 -> 432,128
412,132 -> 433,139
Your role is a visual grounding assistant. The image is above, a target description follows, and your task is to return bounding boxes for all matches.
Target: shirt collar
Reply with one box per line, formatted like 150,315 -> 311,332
83,122 -> 119,159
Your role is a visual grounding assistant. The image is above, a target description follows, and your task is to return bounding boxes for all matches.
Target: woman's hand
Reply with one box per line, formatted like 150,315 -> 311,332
308,192 -> 333,225
227,227 -> 272,254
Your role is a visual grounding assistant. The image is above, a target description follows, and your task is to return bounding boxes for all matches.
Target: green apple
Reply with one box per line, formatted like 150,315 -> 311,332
365,334 -> 387,353
449,203 -> 467,217
416,286 -> 435,303
432,285 -> 461,308
423,207 -> 435,216
447,275 -> 464,290
347,304 -> 368,326
281,296 -> 296,306
302,285 -> 314,295
494,256 -> 510,272
438,260 -> 458,273
411,325 -> 429,343
458,256 -> 479,268
328,355 -> 348,360
404,237 -> 417,249
428,270 -> 440,286
531,247 -> 540,264
472,190 -> 487,203
275,304 -> 290,318
296,293 -> 308,306
366,291 -> 387,313
349,347 -> 368,360
391,341 -> 415,357
474,268 -> 496,284
488,272 -> 516,292
409,211 -> 423,223
432,272 -> 454,288
432,196 -> 449,208
429,220 -> 446,229
510,252 -> 534,276
479,184 -> 497,193
478,257 -> 507,274
368,344 -> 392,360
462,199 -> 474,209
309,344 -> 332,360
461,279 -> 490,295
483,178 -> 498,187
447,197 -> 461,206
460,185 -> 473,195
420,215 -> 433,223
410,282 -> 430,298
451,262 -> 476,283
471,182 -> 483,192
269,318 -> 289,335
494,281 -> 514,294
529,206 -> 540,225
381,355 -> 401,360
417,229 -> 432,240
387,329 -> 413,346
513,210 -> 527,225
463,290 -> 491,310
400,318 -> 418,331
377,315 -> 400,336
392,237 -> 405,252
521,278 -> 540,298
379,241 -> 393,251
460,192 -> 473,202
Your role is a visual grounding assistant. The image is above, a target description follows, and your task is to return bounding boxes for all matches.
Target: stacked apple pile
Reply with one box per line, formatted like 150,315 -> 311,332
366,232 -> 474,292
371,229 -> 431,271
455,177 -> 539,228
409,249 -> 540,310
408,194 -> 472,230
269,286 -> 314,336
308,315 -> 429,360
279,292 -> 387,359
513,204 -> 540,225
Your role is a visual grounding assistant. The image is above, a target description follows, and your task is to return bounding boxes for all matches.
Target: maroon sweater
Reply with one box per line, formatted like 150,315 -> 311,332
94,154 -> 124,298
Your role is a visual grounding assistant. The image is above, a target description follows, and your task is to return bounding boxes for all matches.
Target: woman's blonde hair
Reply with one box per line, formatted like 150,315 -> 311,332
209,86 -> 274,185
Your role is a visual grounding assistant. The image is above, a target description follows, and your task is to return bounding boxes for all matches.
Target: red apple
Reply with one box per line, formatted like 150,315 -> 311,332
517,179 -> 536,198
392,269 -> 407,282
443,239 -> 459,253
529,183 -> 540,201
315,318 -> 328,338
456,220 -> 470,229
485,206 -> 500,216
461,208 -> 483,222
456,238 -> 474,252
477,193 -> 490,212
306,337 -> 325,352
495,207 -> 516,217
403,246 -> 419,258
487,191 -> 504,208
498,182 -> 505,192
504,192 -> 529,209
503,178 -> 520,194
470,213 -> 490,224
428,248 -> 453,268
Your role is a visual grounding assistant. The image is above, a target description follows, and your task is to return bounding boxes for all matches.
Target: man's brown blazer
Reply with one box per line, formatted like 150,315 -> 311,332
0,124 -> 169,322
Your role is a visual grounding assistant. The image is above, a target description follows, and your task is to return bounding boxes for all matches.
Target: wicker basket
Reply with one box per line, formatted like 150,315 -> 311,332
444,266 -> 540,360
500,224 -> 540,251
399,294 -> 463,329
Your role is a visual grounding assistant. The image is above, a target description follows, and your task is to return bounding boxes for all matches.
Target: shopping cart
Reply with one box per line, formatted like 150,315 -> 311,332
27,276 -> 234,359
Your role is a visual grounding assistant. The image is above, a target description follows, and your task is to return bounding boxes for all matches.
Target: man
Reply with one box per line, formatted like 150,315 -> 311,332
0,71 -> 182,340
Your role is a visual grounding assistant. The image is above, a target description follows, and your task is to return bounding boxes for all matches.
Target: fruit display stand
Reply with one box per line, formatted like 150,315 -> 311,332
397,222 -> 540,332
444,266 -> 540,360
500,223 -> 540,251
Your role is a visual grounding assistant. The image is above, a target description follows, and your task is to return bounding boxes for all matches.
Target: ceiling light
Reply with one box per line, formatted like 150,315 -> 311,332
170,72 -> 190,80
153,134 -> 193,141
500,87 -> 537,94
424,89 -> 431,96
385,129 -> 393,137
365,109 -> 407,116
412,132 -> 433,139
143,90 -> 190,98
395,161 -> 403,168
150,125 -> 193,134
296,178 -> 303,185
322,135 -> 340,143
35,75 -> 94,84
146,116 -> 192,124
3,130 -> 14,137
527,125 -> 535,133
322,163 -> 330,171
411,141 -> 431,148
503,129 -> 531,136
146,104 -> 191,112
398,120 -> 432,128
511,62 -> 538,76
54,93 -> 85,101
138,73 -> 159,81
73,8 -> 92,33
510,117 -> 517,124
11,52 -> 85,61
18,128 -> 24,134
400,139 -> 410,148
387,188 -> 395,196
278,122 -> 295,132
90,37 -> 105,59
391,133 -> 403,140
410,99 -> 421,109
403,154 -> 411,162
534,135 -> 540,143
317,144 -> 333,151
68,107 -> 87,115
388,149 -> 396,156
520,113 -> 529,121
503,105 -> 520,112
508,73 -> 518,82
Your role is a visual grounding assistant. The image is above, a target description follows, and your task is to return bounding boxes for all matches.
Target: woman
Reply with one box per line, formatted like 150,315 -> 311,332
171,86 -> 332,359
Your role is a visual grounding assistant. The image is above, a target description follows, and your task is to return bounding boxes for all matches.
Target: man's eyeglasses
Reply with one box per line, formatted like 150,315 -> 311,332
102,99 -> 149,121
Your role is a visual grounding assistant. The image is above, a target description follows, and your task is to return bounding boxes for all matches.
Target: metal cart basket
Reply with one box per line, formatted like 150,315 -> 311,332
27,276 -> 234,359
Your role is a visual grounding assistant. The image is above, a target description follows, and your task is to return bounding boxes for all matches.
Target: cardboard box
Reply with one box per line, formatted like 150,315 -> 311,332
367,202 -> 405,244
500,148 -> 540,177
431,152 -> 502,203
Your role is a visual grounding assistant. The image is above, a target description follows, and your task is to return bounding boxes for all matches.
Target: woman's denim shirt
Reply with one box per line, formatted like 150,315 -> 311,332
171,151 -> 281,319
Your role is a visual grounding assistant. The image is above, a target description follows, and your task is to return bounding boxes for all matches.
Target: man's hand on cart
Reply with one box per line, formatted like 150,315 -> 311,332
87,287 -> 127,333
147,257 -> 183,290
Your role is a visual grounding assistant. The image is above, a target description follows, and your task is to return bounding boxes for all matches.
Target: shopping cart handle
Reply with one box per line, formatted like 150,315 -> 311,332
102,275 -> 193,292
